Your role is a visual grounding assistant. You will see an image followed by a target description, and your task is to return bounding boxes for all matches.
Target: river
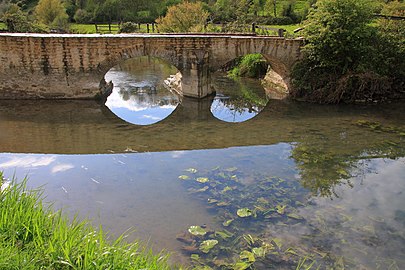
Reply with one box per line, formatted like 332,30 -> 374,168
0,57 -> 404,269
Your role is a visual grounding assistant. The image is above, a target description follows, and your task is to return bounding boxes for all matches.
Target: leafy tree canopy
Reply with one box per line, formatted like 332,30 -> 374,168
156,1 -> 209,32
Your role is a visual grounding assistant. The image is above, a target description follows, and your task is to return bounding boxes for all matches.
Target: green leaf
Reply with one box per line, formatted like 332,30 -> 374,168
215,230 -> 234,239
199,239 -> 218,253
196,177 -> 209,183
240,250 -> 255,262
252,247 -> 266,257
237,208 -> 252,218
178,175 -> 190,180
188,226 -> 207,236
276,204 -> 286,215
226,167 -> 237,172
186,168 -> 198,173
232,261 -> 253,270
287,213 -> 304,220
222,219 -> 234,227
220,186 -> 232,193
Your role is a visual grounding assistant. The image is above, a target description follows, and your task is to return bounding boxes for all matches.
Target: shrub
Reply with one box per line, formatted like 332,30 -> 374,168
119,22 -> 138,33
228,54 -> 268,78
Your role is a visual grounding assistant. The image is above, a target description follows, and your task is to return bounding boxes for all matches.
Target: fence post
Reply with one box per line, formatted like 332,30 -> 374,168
146,23 -> 150,33
152,23 -> 155,33
251,23 -> 256,34
278,28 -> 284,37
95,23 -> 98,33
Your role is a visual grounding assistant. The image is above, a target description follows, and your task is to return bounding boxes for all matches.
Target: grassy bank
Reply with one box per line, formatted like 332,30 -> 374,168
0,172 -> 173,270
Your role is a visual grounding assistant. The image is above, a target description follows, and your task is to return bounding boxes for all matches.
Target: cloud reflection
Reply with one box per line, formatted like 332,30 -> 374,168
51,163 -> 75,173
0,155 -> 56,169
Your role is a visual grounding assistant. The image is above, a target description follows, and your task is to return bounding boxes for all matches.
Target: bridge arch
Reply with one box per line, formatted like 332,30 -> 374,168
0,34 -> 303,100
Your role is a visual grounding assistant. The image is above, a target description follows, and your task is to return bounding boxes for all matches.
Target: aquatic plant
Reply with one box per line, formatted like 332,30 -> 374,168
0,172 -> 172,270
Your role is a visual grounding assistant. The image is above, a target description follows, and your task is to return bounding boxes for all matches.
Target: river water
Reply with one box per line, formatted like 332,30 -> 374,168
0,57 -> 404,269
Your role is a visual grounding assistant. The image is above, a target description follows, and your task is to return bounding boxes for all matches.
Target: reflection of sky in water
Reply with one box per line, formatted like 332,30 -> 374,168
210,76 -> 268,123
104,58 -> 179,125
211,97 -> 261,122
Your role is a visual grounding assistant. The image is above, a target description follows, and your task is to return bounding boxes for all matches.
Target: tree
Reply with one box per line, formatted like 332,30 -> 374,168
289,0 -> 402,103
35,0 -> 69,29
302,0 -> 377,74
156,1 -> 209,32
2,4 -> 33,32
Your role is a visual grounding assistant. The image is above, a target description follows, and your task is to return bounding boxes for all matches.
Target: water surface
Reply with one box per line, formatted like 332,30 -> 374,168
0,61 -> 404,269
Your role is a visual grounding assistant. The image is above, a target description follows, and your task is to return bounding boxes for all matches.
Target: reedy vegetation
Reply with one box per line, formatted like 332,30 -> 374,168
0,172 -> 172,270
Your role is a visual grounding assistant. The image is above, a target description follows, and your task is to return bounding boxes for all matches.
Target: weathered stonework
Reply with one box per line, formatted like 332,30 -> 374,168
0,33 -> 304,99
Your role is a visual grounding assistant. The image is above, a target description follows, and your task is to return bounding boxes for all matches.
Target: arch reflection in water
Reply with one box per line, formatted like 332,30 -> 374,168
104,56 -> 180,125
210,74 -> 269,123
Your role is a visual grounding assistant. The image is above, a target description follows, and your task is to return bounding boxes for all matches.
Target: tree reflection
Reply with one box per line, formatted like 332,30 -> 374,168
291,121 -> 405,198
210,75 -> 269,122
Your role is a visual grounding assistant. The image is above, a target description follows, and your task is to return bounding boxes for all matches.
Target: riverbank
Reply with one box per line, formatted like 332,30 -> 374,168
0,172 -> 174,270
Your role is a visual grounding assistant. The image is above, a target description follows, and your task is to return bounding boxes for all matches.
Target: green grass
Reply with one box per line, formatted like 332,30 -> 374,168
263,24 -> 302,36
0,172 -> 174,270
69,23 -> 156,34
0,22 -> 6,30
70,23 -> 99,34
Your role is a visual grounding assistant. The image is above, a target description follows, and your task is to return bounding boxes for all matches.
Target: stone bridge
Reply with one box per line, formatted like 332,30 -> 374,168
0,33 -> 304,99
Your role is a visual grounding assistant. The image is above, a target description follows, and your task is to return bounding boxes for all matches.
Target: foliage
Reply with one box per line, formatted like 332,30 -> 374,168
290,0 -> 404,103
156,1 -> 209,33
302,0 -> 377,74
2,3 -> 33,32
73,8 -> 92,23
0,173 -> 172,270
228,54 -> 268,78
372,1 -> 405,82
34,0 -> 69,30
119,21 -> 138,33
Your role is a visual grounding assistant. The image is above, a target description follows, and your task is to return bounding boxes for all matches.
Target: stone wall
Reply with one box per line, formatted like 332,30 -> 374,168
0,33 -> 304,99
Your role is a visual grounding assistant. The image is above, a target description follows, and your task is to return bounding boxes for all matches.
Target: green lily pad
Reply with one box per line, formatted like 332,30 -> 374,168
217,172 -> 226,178
190,253 -> 201,262
196,177 -> 209,183
199,239 -> 218,253
222,219 -> 234,227
188,186 -> 209,193
178,175 -> 190,180
237,208 -> 252,218
252,247 -> 266,257
226,167 -> 238,172
232,261 -> 252,270
240,250 -> 255,262
188,226 -> 207,236
276,204 -> 286,215
221,186 -> 232,193
185,168 -> 198,173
